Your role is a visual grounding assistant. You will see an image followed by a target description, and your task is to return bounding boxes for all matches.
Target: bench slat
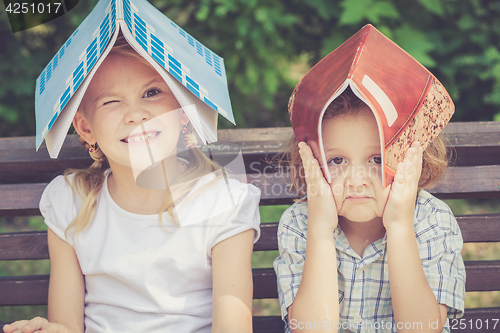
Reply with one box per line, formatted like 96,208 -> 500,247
252,262 -> 500,299
464,261 -> 500,292
1,165 -> 499,216
1,122 -> 500,184
0,184 -> 47,217
254,214 -> 500,251
0,275 -> 49,306
252,316 -> 285,333
1,214 -> 499,260
250,165 -> 500,203
0,232 -> 48,260
1,262 -> 498,306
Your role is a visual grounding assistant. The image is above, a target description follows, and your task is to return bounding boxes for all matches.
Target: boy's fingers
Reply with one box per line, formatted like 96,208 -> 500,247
307,156 -> 324,186
298,144 -> 312,180
413,146 -> 423,186
298,142 -> 330,198
416,145 -> 423,175
411,142 -> 422,188
404,147 -> 415,186
393,162 -> 405,191
299,142 -> 319,182
399,141 -> 421,190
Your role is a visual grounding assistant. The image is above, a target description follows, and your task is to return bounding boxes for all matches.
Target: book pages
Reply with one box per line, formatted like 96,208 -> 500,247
35,0 -> 232,158
288,24 -> 454,187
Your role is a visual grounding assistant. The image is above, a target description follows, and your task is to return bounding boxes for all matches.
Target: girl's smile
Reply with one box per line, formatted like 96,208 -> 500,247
122,130 -> 161,145
73,52 -> 188,172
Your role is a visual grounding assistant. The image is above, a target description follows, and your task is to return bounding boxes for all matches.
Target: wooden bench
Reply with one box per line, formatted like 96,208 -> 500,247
1,122 -> 499,332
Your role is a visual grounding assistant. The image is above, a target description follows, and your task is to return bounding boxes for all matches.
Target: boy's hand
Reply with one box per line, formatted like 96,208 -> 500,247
3,318 -> 75,333
298,142 -> 338,232
383,141 -> 423,231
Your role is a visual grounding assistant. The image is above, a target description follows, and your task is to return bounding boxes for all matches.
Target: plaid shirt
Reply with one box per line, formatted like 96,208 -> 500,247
273,190 -> 465,333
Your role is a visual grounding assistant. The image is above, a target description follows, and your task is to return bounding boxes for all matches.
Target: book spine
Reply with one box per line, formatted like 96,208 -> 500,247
348,25 -> 371,80
116,0 -> 123,20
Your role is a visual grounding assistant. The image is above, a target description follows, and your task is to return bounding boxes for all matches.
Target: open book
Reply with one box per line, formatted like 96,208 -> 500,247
288,24 -> 455,186
35,0 -> 234,158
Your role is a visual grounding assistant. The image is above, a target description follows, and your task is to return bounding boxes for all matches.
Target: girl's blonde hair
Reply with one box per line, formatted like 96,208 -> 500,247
64,35 -> 218,237
283,88 -> 449,201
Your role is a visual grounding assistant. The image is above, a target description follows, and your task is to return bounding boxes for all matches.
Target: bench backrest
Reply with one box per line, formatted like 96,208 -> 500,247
1,122 -> 500,332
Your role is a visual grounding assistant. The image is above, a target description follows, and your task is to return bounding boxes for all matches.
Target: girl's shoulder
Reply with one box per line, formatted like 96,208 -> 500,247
176,172 -> 261,224
39,174 -> 82,243
194,172 -> 260,201
40,174 -> 78,204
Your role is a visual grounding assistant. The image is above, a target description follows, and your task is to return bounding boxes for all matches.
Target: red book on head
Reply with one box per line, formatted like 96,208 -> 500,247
288,24 -> 454,187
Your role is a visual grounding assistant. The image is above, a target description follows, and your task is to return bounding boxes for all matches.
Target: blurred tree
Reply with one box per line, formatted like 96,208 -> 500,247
0,0 -> 499,138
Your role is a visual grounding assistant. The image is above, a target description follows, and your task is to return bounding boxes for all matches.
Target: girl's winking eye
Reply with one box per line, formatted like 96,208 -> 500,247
369,156 -> 382,164
327,156 -> 346,166
103,100 -> 119,106
143,88 -> 161,98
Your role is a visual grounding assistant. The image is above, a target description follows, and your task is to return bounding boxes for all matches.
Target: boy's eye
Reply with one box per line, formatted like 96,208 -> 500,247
143,88 -> 161,98
328,156 -> 346,165
103,100 -> 119,106
369,156 -> 382,164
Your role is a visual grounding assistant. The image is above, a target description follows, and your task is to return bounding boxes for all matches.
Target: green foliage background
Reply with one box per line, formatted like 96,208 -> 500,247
0,0 -> 499,138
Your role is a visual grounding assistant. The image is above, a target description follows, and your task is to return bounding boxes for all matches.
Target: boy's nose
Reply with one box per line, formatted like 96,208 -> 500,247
346,165 -> 369,186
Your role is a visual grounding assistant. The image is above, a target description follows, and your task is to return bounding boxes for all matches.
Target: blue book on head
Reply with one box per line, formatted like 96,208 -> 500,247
35,0 -> 234,158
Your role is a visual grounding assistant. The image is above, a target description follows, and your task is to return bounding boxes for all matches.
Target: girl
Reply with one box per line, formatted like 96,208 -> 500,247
274,88 -> 466,332
3,37 -> 260,333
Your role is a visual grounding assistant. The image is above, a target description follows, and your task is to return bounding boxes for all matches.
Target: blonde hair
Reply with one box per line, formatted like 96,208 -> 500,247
282,88 -> 449,201
64,35 -> 218,237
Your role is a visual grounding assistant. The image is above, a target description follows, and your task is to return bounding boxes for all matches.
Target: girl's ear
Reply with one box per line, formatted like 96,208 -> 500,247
73,110 -> 96,144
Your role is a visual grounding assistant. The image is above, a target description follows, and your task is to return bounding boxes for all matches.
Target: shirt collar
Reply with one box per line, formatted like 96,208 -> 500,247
334,225 -> 387,262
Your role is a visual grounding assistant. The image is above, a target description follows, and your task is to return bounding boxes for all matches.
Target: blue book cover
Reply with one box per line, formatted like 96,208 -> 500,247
35,0 -> 234,158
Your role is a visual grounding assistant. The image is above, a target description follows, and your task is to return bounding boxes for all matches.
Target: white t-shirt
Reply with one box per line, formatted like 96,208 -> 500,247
40,171 -> 261,333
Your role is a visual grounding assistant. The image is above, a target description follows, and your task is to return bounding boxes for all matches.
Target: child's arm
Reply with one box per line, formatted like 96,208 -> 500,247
286,142 -> 339,332
2,228 -> 85,333
384,142 -> 448,332
211,229 -> 254,333
47,227 -> 85,332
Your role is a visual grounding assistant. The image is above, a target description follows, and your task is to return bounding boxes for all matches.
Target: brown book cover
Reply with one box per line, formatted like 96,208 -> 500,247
288,24 -> 454,186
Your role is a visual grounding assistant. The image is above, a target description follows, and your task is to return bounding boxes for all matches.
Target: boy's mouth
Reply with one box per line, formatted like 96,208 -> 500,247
121,131 -> 160,143
346,195 -> 371,202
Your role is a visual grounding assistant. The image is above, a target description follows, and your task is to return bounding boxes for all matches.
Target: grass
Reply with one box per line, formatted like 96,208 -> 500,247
1,199 -> 498,321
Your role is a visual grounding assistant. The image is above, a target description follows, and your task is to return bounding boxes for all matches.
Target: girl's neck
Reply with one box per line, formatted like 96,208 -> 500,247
106,158 -> 186,215
338,216 -> 386,257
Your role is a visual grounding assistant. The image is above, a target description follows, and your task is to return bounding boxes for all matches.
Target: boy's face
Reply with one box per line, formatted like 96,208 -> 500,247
74,53 -> 187,170
322,108 -> 390,223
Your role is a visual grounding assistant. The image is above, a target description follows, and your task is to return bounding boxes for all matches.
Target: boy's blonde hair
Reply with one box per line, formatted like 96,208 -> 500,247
64,35 -> 218,237
284,89 -> 449,201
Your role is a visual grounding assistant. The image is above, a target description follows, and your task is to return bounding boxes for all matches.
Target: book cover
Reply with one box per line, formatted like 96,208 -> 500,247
288,24 -> 454,187
35,0 -> 234,158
